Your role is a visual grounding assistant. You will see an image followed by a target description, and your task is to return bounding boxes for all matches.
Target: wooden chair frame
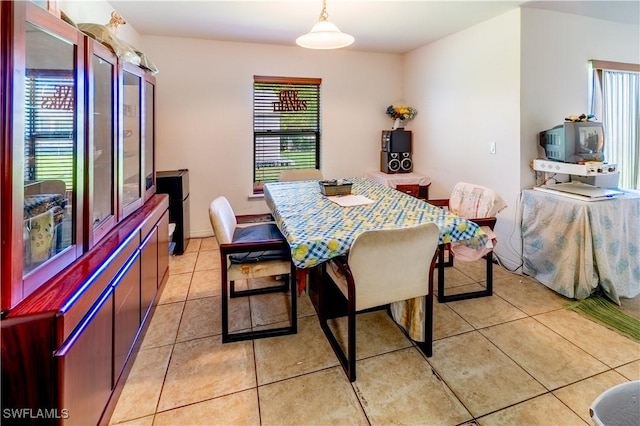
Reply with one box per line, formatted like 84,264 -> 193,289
219,238 -> 297,343
319,237 -> 438,382
429,198 -> 497,303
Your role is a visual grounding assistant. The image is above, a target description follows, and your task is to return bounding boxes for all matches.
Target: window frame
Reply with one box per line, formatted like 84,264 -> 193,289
253,75 -> 321,194
589,60 -> 640,190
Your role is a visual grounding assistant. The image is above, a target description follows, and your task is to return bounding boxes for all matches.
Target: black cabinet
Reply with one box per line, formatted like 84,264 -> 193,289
156,169 -> 190,254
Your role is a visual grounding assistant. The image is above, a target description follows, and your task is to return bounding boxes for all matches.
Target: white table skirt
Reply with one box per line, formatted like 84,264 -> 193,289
521,189 -> 640,304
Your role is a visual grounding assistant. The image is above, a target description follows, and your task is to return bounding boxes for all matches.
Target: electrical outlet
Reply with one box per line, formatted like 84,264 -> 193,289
489,141 -> 496,154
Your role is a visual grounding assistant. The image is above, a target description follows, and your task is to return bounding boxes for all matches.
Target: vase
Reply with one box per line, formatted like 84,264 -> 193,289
392,118 -> 404,130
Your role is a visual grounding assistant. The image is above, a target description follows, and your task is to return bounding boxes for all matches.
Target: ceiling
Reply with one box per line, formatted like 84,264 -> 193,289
108,1 -> 640,54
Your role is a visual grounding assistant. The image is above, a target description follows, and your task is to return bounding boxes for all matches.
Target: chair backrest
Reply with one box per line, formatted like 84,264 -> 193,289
208,197 -> 237,244
449,182 -> 507,219
279,169 -> 323,182
347,222 -> 439,311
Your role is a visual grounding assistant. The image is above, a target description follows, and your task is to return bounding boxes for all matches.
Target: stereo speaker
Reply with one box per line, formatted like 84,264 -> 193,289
380,151 -> 413,174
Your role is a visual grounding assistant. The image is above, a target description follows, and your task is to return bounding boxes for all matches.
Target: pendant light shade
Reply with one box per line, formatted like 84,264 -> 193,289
296,0 -> 354,50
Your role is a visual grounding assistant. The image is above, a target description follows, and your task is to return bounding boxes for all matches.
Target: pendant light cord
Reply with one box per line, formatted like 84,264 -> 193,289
319,0 -> 329,22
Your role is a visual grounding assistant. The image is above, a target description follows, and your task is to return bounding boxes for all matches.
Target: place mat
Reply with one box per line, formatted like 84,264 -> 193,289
326,194 -> 375,207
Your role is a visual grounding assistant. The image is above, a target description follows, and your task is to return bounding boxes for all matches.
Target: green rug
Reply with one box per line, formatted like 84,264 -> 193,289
568,295 -> 640,342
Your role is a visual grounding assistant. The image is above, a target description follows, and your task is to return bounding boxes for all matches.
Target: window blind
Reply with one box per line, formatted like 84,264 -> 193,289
253,76 -> 321,192
24,71 -> 75,189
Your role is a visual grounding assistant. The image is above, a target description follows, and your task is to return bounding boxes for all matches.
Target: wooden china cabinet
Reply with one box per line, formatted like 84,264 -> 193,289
1,2 -> 168,425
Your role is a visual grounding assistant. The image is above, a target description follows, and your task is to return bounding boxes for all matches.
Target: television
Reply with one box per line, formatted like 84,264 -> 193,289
381,129 -> 412,153
539,121 -> 605,163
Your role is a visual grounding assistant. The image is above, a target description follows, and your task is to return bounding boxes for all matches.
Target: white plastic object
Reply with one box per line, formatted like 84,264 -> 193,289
590,380 -> 640,426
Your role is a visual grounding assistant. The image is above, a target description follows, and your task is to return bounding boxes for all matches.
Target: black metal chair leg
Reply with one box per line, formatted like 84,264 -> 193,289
347,297 -> 356,382
318,264 -> 357,382
486,250 -> 493,296
437,244 -> 447,303
437,249 -> 494,303
221,266 -> 230,343
222,265 -> 297,343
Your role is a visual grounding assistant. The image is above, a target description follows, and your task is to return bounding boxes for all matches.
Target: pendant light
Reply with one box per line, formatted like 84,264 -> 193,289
296,0 -> 354,50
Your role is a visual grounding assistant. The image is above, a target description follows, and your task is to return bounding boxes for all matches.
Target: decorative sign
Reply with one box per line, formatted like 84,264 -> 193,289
41,85 -> 73,110
273,89 -> 307,112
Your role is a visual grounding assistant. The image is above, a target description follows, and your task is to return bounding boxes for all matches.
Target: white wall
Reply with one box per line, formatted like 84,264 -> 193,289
404,9 -> 522,268
139,36 -> 403,237
59,0 -> 142,46
520,7 -> 640,188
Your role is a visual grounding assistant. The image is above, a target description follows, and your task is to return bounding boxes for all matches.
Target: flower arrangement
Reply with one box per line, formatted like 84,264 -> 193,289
386,105 -> 417,121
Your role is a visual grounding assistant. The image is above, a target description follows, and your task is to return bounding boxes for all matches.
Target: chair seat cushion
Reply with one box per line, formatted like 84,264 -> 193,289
229,223 -> 290,264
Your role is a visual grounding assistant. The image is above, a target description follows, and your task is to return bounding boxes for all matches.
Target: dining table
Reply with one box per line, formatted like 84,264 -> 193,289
263,177 -> 489,341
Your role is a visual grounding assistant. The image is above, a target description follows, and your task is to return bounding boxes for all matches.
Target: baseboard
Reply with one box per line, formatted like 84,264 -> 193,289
189,229 -> 214,238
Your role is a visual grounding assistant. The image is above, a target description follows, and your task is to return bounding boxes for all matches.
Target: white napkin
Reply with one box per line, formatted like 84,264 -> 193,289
327,194 -> 375,207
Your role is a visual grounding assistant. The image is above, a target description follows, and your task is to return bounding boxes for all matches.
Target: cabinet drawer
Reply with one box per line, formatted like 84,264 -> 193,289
113,253 -> 141,384
157,210 -> 170,286
61,233 -> 139,343
56,289 -> 113,426
140,226 -> 158,321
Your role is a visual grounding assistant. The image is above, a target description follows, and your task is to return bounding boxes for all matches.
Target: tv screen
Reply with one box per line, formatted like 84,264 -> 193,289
540,121 -> 604,163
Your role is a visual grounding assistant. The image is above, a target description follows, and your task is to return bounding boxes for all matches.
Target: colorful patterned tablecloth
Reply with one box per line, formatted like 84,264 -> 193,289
264,177 -> 489,269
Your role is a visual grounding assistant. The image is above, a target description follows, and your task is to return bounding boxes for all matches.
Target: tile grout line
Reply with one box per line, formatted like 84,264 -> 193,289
149,270 -> 191,424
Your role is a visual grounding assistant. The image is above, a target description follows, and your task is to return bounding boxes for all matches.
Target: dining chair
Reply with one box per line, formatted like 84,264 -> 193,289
319,222 -> 440,382
429,182 -> 507,303
208,196 -> 297,342
278,168 -> 323,181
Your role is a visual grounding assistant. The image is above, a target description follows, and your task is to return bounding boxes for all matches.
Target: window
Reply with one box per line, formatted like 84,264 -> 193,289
589,60 -> 640,190
253,76 -> 321,193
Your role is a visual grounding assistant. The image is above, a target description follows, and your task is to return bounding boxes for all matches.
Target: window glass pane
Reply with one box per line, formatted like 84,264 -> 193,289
92,53 -> 115,227
602,70 -> 640,190
122,71 -> 141,206
23,23 -> 75,275
254,134 -> 318,182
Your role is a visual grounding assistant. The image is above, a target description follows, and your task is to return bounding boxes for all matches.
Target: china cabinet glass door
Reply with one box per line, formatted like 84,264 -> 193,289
88,42 -> 117,245
143,78 -> 155,200
121,68 -> 142,216
0,1 -> 88,308
22,21 -> 78,277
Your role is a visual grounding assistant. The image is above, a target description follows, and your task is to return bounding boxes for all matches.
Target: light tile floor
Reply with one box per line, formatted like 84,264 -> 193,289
109,237 -> 640,426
